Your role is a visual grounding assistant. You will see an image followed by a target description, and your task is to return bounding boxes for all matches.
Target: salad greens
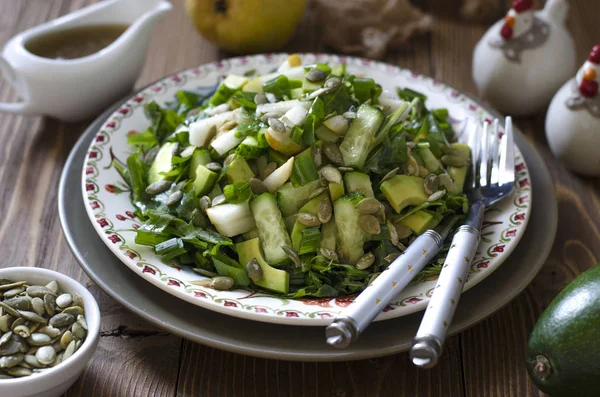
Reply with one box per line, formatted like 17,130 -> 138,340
123,54 -> 470,298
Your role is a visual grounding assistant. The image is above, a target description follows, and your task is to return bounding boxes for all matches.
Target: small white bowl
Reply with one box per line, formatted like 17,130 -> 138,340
0,267 -> 100,397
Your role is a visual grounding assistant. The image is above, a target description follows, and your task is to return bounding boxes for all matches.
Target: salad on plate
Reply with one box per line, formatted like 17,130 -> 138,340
121,54 -> 471,298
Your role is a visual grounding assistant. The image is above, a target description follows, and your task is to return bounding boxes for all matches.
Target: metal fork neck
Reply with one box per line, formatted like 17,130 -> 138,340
464,201 -> 485,231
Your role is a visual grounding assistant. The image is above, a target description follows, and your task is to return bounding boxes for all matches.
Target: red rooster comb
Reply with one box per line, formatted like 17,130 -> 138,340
512,0 -> 533,13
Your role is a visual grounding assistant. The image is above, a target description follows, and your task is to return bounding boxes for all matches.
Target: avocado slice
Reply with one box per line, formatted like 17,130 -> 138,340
226,156 -> 255,184
148,142 -> 177,185
193,165 -> 217,196
343,172 -> 374,198
236,238 -> 289,294
380,175 -> 428,213
290,192 -> 328,252
526,264 -> 600,397
399,210 -> 441,235
447,142 -> 471,193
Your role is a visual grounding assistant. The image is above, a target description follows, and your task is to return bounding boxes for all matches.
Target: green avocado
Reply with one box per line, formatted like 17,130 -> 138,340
236,238 -> 289,294
399,210 -> 441,235
290,192 -> 328,252
526,264 -> 600,397
380,175 -> 428,213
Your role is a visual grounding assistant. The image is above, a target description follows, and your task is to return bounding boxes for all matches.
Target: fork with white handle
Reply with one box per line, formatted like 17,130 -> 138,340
410,117 -> 515,368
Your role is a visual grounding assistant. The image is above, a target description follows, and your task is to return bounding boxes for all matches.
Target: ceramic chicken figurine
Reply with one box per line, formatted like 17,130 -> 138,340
472,0 -> 575,116
546,45 -> 600,177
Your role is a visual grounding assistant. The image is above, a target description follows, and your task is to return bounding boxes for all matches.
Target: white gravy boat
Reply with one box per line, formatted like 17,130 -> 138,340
0,0 -> 172,122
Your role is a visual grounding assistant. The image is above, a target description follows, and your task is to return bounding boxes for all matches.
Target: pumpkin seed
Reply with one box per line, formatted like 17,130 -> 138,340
190,280 -> 212,287
0,374 -> 12,379
248,178 -> 266,195
18,311 -> 46,324
265,93 -> 277,103
388,221 -> 399,246
38,326 -> 61,339
324,77 -> 342,90
62,306 -> 84,317
254,92 -> 268,105
199,196 -> 211,213
166,190 -> 183,206
337,247 -> 349,263
60,331 -> 73,350
3,287 -> 24,299
439,173 -> 454,191
381,167 -> 399,183
423,174 -> 440,195
317,199 -> 332,223
211,194 -> 227,207
0,281 -> 27,291
268,118 -> 286,133
296,213 -> 321,227
356,198 -> 383,215
393,222 -> 412,239
359,215 -> 381,235
56,294 -> 72,309
4,297 -> 31,311
77,315 -> 88,331
281,246 -> 301,266
0,303 -> 19,317
49,313 -> 75,328
143,145 -> 159,164
263,162 -> 278,179
441,154 -> 468,167
245,258 -> 263,282
72,322 -> 86,340
31,297 -> 45,316
7,366 -> 31,377
260,112 -> 282,124
307,186 -> 328,200
171,142 -> 180,157
62,340 -> 76,361
403,155 -> 419,176
36,346 -> 55,366
0,340 -> 21,356
11,317 -> 25,330
205,162 -> 222,172
338,166 -> 354,173
13,325 -> 30,338
72,293 -> 84,308
24,354 -> 42,368
323,143 -> 343,165
210,277 -> 234,291
0,315 -> 13,333
319,165 -> 342,184
0,354 -> 23,368
356,252 -> 375,270
221,120 -> 238,132
306,68 -> 328,82
0,332 -> 12,347
27,333 -> 51,347
319,247 -> 339,262
428,189 -> 446,202
223,153 -> 237,167
145,180 -> 171,195
342,111 -> 357,119
43,294 -> 56,316
311,146 -> 323,168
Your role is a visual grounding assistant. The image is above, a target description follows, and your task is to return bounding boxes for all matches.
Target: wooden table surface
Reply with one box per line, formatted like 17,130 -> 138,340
0,0 -> 598,396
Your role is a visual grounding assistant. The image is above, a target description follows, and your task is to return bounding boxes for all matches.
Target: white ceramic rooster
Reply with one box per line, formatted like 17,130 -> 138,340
472,0 -> 575,116
546,45 -> 600,176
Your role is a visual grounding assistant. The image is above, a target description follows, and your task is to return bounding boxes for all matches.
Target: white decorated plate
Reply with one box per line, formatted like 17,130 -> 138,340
81,53 -> 531,326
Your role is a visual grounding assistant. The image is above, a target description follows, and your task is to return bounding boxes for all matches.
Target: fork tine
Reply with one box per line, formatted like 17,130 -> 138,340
468,120 -> 481,189
500,116 -> 515,186
479,122 -> 489,187
490,119 -> 500,185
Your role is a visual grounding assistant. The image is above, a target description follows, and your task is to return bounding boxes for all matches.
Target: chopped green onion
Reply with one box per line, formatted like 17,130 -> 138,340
263,75 -> 291,99
353,78 -> 376,103
155,237 -> 184,255
290,149 -> 319,187
134,231 -> 171,246
298,227 -> 321,255
397,87 -> 427,102
127,130 -> 158,149
223,182 -> 252,203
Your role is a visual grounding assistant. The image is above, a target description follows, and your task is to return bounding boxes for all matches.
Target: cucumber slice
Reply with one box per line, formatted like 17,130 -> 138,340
339,105 -> 384,168
250,193 -> 293,264
277,180 -> 321,217
189,149 -> 211,180
320,220 -> 337,252
418,145 -> 442,174
334,194 -> 365,263
236,238 -> 289,294
236,136 -> 266,158
343,172 -> 374,198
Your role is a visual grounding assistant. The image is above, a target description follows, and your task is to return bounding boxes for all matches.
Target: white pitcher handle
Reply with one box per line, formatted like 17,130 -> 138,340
543,0 -> 569,23
0,55 -> 32,114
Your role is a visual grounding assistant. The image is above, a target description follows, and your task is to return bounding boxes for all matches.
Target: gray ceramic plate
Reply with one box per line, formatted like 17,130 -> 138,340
58,100 -> 557,362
